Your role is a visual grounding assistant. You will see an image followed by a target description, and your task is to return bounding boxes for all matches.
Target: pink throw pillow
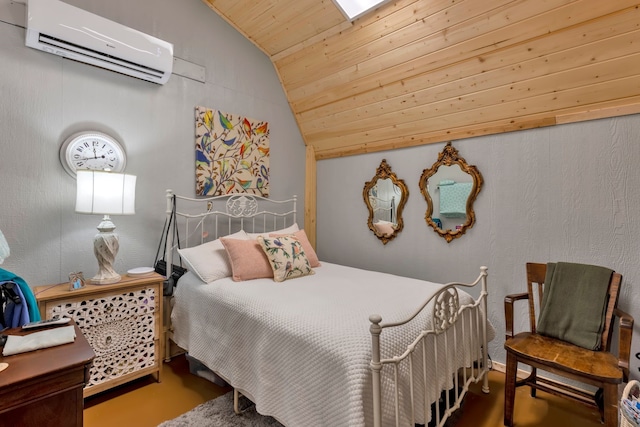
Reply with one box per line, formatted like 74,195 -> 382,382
220,238 -> 273,281
269,229 -> 320,268
373,221 -> 395,237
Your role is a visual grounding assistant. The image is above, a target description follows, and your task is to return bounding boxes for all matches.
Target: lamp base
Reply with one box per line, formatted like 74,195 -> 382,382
91,272 -> 121,285
92,216 -> 121,285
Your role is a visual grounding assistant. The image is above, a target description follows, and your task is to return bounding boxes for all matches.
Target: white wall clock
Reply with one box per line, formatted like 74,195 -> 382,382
60,131 -> 127,177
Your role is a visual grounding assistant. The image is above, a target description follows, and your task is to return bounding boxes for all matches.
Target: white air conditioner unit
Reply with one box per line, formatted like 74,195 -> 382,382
25,0 -> 173,85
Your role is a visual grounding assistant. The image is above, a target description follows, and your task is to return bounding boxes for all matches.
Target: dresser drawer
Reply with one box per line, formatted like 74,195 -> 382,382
87,341 -> 156,388
82,314 -> 155,357
45,287 -> 158,328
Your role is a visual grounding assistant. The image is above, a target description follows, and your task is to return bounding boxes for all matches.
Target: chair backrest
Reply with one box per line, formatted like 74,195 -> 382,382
525,262 -> 622,352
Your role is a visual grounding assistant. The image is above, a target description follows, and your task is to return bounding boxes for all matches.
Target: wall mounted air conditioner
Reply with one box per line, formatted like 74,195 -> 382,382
25,0 -> 174,85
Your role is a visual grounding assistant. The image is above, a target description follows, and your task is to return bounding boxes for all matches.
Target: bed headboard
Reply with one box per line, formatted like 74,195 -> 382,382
163,190 -> 297,277
370,195 -> 396,224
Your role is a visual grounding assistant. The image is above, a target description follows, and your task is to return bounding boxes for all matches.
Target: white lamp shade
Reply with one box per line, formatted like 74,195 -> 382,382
0,229 -> 9,264
76,171 -> 136,215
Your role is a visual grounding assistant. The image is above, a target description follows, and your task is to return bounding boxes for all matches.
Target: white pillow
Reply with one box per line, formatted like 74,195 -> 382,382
178,230 -> 249,283
246,223 -> 299,239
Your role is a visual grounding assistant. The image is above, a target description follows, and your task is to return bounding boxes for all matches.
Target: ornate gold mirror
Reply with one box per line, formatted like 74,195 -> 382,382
419,142 -> 483,242
363,159 -> 409,244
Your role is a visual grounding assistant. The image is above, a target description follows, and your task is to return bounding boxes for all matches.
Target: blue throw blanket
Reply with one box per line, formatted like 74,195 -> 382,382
1,281 -> 30,328
0,268 -> 41,324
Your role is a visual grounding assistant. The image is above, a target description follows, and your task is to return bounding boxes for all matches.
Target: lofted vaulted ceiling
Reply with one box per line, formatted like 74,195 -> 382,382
202,0 -> 640,160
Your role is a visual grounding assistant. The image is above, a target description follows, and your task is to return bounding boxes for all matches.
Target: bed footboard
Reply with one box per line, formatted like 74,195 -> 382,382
370,266 -> 489,427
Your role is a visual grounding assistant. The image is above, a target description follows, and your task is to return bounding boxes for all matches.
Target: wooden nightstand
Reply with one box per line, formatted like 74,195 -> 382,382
33,273 -> 164,398
0,322 -> 94,426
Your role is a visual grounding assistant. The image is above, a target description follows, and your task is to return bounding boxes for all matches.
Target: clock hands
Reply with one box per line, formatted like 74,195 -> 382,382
79,148 -> 107,161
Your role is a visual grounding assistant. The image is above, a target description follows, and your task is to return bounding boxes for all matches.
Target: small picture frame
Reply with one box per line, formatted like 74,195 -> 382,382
69,272 -> 86,291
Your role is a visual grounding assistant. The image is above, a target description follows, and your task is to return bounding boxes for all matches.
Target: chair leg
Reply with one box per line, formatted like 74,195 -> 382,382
595,387 -> 604,422
504,352 -> 517,426
602,383 -> 617,427
529,367 -> 537,398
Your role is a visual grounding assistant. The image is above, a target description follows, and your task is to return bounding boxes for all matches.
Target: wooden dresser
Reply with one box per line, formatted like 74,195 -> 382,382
34,273 -> 163,398
0,322 -> 94,427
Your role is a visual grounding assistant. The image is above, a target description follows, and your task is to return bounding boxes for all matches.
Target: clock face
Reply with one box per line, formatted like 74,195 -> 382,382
60,132 -> 127,177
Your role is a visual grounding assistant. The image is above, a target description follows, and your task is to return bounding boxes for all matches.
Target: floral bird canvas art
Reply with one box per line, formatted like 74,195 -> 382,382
195,106 -> 270,196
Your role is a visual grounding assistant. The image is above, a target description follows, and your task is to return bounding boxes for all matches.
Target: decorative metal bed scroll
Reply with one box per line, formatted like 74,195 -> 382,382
164,190 -> 297,276
369,266 -> 489,427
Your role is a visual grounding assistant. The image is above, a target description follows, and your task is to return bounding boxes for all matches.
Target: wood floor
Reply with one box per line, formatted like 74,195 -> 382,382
84,355 -> 604,427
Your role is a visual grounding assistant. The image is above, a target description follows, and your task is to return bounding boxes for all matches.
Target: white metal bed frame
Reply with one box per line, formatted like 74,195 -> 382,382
370,270 -> 489,427
164,189 -> 490,427
164,189 -> 297,265
370,194 -> 396,223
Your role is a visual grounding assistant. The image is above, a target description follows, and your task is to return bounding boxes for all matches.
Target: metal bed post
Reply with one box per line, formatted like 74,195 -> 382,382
369,314 -> 383,427
293,195 -> 297,227
164,189 -> 174,282
163,189 -> 174,363
480,265 -> 490,393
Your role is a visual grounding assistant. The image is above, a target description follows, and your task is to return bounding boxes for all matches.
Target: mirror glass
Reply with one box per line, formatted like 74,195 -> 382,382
363,159 -> 408,244
419,142 -> 483,242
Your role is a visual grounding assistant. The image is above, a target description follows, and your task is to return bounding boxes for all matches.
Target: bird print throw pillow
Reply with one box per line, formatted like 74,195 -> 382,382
257,235 -> 314,282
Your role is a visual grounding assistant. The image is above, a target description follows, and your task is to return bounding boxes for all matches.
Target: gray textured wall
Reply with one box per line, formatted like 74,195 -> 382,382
0,0 -> 305,284
317,115 -> 640,376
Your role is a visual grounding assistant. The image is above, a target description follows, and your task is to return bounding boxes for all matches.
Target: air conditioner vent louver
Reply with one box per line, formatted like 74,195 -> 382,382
26,0 -> 173,85
38,34 -> 166,79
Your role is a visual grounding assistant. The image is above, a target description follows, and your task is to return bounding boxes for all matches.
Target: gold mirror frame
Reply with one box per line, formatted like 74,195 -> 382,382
363,159 -> 409,245
419,142 -> 483,243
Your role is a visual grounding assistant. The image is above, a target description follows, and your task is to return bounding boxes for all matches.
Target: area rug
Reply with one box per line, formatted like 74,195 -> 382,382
157,392 -> 283,427
159,390 -> 468,427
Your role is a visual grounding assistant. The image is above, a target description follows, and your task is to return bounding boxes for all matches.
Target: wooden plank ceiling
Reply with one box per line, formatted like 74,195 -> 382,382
202,0 -> 640,160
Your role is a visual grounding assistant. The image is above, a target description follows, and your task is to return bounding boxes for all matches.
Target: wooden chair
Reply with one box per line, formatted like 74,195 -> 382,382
503,262 -> 634,427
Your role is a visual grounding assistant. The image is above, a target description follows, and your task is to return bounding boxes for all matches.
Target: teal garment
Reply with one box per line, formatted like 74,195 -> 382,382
0,268 -> 41,322
439,182 -> 472,218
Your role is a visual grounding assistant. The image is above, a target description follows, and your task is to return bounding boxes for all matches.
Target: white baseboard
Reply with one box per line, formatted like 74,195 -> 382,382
491,360 -> 507,373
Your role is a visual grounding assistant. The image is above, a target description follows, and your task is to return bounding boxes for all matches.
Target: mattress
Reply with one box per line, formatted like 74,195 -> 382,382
171,262 -> 492,426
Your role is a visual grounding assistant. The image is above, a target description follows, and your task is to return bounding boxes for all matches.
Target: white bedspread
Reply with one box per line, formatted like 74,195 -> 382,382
171,262 -> 492,427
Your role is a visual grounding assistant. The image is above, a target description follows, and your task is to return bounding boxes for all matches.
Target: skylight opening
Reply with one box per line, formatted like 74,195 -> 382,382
333,0 -> 389,21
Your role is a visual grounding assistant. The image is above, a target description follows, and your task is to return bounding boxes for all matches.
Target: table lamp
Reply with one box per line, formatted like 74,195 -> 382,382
76,170 -> 136,284
0,229 -> 9,264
